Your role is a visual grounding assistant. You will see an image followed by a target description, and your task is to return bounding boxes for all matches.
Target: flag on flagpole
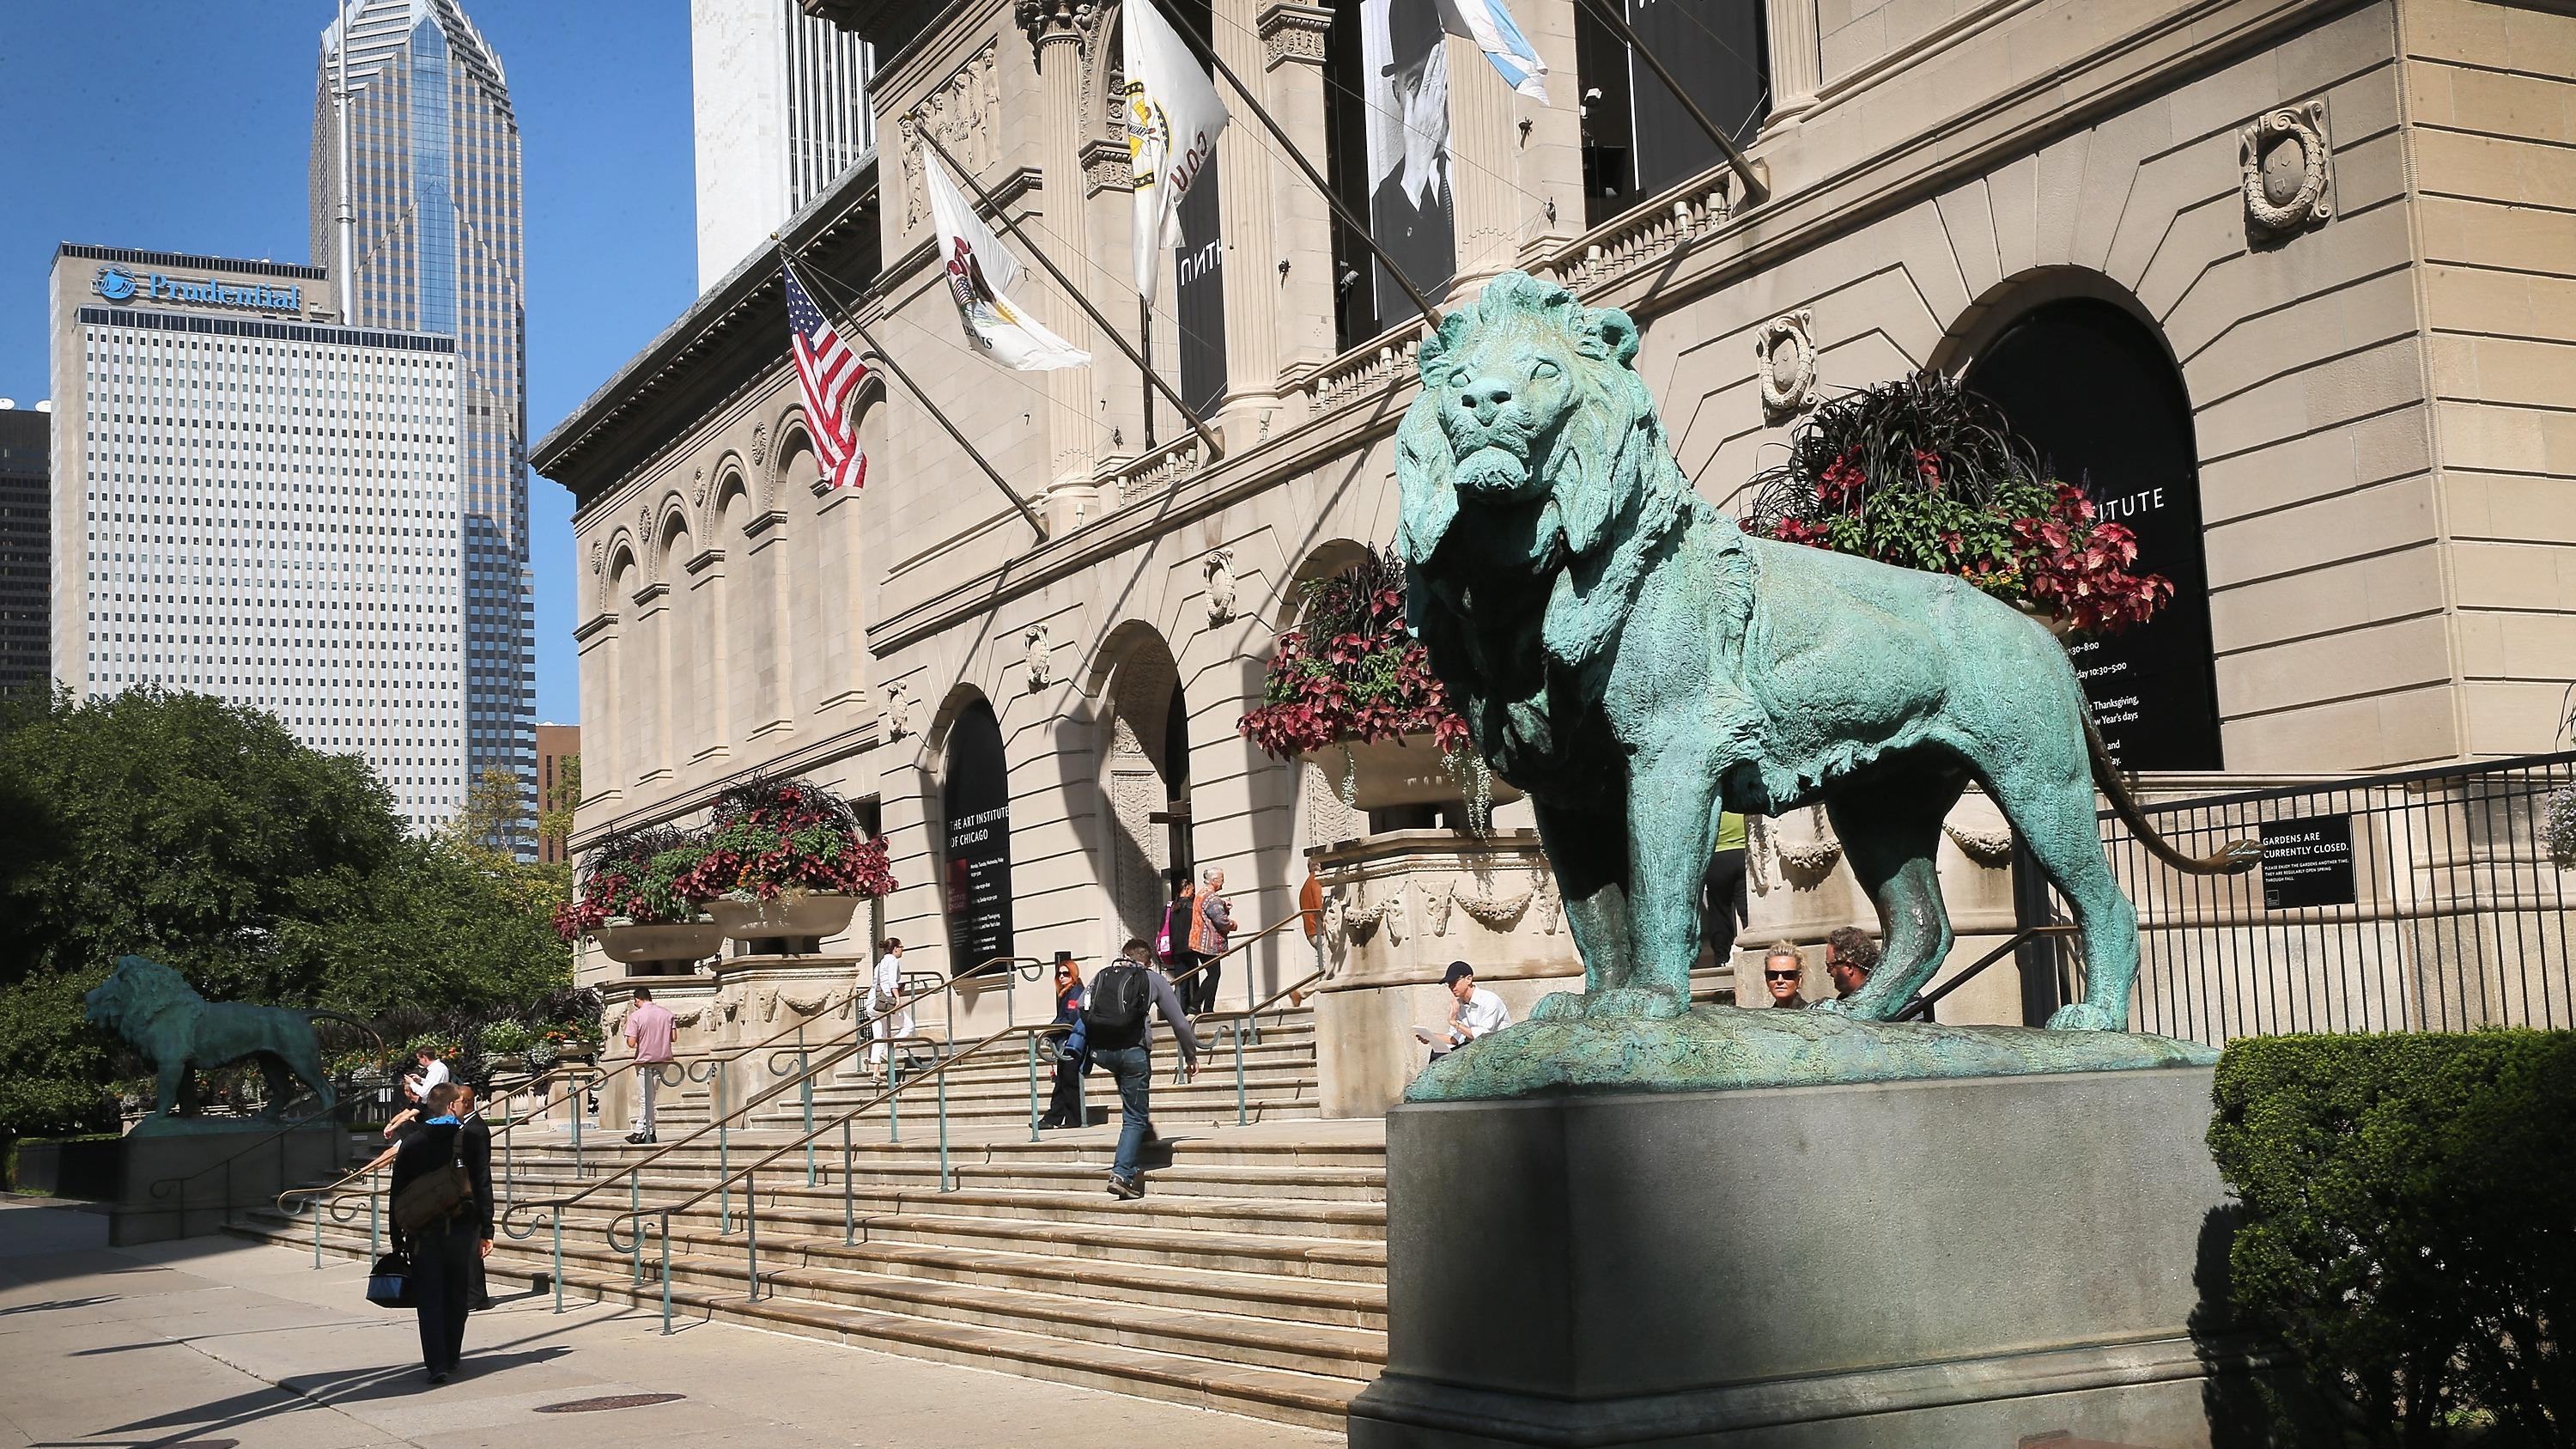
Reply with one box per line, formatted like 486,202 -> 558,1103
921,149 -> 1093,372
1435,0 -> 1548,101
1123,0 -> 1229,309
781,259 -> 870,490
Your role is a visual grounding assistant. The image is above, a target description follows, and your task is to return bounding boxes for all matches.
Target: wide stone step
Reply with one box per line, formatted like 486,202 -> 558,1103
225,1215 -> 1358,1428
499,1154 -> 1383,1202
497,1121 -> 1382,1173
493,1174 -> 1385,1240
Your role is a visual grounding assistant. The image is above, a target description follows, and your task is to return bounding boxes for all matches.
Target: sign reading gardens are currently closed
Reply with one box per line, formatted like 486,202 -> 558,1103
2258,813 -> 2359,910
941,700 -> 1014,969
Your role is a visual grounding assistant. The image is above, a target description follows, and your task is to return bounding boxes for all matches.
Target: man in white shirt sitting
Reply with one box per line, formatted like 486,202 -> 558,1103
402,1047 -> 451,1106
1422,960 -> 1510,1060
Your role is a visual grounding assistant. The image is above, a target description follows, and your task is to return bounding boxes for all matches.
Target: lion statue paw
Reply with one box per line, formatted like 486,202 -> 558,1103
1529,991 -> 1592,1022
2045,1002 -> 2123,1032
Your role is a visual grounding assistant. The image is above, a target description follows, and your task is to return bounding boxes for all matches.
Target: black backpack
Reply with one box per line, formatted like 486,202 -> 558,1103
1084,962 -> 1153,1048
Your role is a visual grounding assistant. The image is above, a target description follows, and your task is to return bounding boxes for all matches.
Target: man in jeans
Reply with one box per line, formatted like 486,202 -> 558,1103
623,987 -> 677,1145
1084,937 -> 1199,1200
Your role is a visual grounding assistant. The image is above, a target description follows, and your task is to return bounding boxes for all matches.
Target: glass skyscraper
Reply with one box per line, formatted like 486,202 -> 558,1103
312,0 -> 531,819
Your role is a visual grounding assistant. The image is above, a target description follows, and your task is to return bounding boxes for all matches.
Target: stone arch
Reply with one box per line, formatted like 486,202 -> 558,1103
600,532 -> 640,610
769,407 -> 817,513
656,497 -> 694,571
1090,621 -> 1192,944
923,685 -> 1014,975
1939,268 -> 2221,771
701,450 -> 750,534
1270,537 -> 1376,630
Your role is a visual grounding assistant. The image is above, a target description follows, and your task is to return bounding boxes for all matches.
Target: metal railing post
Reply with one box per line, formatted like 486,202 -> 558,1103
502,1123 -> 515,1210
1235,1023 -> 1249,1126
312,1203 -> 323,1268
571,1076 -> 584,1178
550,1216 -> 564,1314
744,1169 -> 760,1302
718,1122 -> 732,1234
1027,1033 -> 1041,1142
888,1057 -> 902,1143
936,1064 -> 951,1192
630,1178 -> 643,1286
841,1117 -> 855,1246
659,1212 -> 672,1334
368,1184 -> 380,1258
799,1026 -> 816,1187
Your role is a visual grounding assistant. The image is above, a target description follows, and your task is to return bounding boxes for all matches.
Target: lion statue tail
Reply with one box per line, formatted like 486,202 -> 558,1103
2084,713 -> 2263,875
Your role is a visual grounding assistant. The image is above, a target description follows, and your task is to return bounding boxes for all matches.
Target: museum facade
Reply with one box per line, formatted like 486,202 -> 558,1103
533,0 -> 2576,1020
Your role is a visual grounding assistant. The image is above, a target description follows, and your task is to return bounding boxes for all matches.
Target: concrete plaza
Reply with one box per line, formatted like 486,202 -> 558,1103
0,1198 -> 1335,1449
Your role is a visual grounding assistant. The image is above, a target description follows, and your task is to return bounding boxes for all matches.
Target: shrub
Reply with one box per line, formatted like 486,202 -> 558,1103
1237,547 -> 1470,760
552,824 -> 707,940
1740,374 -> 2174,635
2208,1031 -> 2576,1446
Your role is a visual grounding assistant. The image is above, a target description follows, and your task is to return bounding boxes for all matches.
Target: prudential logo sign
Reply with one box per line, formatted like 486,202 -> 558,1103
94,265 -> 300,314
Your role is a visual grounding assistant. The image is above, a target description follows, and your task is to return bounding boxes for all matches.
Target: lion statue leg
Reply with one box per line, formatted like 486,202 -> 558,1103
1527,796 -> 1637,1021
1594,742 -> 1727,1019
1980,750 -> 2143,1031
1812,771 -> 1965,1020
155,1058 -> 188,1117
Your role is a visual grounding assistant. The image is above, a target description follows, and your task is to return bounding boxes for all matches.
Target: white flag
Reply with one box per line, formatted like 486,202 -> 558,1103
1123,0 -> 1229,309
922,149 -> 1092,372
1436,0 -> 1548,102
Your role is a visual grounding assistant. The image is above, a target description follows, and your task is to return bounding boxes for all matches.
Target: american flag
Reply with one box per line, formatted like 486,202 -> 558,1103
784,261 -> 870,490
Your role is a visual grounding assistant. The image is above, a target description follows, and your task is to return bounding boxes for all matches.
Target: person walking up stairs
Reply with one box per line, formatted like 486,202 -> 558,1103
1084,938 -> 1198,1199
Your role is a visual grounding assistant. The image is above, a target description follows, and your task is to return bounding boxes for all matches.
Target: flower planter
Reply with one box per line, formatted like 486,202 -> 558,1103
1302,736 -> 1523,813
593,920 -> 724,965
707,893 -> 861,943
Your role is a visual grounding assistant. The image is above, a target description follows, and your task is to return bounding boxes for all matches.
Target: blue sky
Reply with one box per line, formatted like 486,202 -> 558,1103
0,1 -> 700,725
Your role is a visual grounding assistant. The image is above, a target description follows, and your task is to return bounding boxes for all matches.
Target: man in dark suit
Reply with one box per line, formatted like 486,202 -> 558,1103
390,1081 -> 494,1385
1370,0 -> 1454,319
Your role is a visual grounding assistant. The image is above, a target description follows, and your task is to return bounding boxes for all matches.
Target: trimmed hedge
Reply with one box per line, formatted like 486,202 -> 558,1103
2209,1031 -> 2576,1446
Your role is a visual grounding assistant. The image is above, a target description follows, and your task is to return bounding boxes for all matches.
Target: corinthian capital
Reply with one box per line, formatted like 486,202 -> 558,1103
1016,0 -> 1098,46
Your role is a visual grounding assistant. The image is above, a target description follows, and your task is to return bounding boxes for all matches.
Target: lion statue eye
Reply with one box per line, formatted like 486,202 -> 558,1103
1529,357 -> 1561,381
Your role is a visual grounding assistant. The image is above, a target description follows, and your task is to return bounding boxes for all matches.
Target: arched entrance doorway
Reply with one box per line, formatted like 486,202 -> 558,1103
1102,632 -> 1193,946
939,697 -> 1013,973
1964,297 -> 2222,770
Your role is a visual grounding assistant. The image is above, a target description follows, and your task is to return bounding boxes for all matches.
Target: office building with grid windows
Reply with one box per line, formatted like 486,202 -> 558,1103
312,0 -> 531,819
690,0 -> 874,290
47,244 -> 467,831
0,402 -> 46,691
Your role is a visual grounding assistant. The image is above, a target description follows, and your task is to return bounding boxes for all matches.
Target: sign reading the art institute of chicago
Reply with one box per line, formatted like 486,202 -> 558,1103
2258,814 -> 2359,910
941,701 -> 1015,970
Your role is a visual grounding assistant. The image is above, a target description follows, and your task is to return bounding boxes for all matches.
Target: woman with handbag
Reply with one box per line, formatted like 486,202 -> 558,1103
388,1081 -> 494,1385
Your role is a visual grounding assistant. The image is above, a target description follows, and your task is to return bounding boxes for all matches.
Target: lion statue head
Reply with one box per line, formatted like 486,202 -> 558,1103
83,954 -> 200,1045
1395,271 -> 1697,584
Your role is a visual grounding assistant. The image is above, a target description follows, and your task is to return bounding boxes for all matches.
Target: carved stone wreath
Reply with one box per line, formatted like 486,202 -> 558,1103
748,422 -> 769,468
883,679 -> 914,740
1024,624 -> 1055,691
2240,100 -> 2332,237
1204,548 -> 1239,625
1755,309 -> 1820,417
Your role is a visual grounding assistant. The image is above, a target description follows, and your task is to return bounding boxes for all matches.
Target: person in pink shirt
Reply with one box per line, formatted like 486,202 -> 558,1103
622,988 -> 677,1145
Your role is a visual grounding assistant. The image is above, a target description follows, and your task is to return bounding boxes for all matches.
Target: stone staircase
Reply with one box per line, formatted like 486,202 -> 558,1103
227,1008 -> 1384,1428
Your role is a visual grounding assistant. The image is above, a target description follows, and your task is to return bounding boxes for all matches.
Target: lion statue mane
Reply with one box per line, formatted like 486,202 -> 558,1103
1394,272 -> 2250,1031
83,955 -> 371,1119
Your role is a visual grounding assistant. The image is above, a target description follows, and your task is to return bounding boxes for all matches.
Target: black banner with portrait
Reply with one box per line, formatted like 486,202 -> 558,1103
1362,0 -> 1455,324
941,699 -> 1014,971
1965,299 -> 2223,770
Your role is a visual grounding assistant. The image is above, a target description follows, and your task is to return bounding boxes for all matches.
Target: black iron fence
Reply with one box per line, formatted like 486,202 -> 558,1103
2089,752 -> 2576,1045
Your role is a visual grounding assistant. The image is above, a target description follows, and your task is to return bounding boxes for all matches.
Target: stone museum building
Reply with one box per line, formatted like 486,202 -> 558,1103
536,0 -> 2576,1046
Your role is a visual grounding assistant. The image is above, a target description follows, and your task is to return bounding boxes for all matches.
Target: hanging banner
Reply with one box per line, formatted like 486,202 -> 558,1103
1175,163 -> 1228,414
1363,0 -> 1455,324
922,149 -> 1092,372
941,701 -> 1016,971
1125,0 -> 1230,310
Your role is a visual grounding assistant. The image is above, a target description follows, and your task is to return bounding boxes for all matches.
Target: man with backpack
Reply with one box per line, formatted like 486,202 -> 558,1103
1084,937 -> 1199,1199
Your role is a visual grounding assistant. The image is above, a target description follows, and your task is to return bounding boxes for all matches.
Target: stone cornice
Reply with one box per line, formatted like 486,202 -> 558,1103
683,546 -> 726,575
573,612 -> 617,642
1013,0 -> 1097,46
861,0 -> 2348,659
632,581 -> 670,606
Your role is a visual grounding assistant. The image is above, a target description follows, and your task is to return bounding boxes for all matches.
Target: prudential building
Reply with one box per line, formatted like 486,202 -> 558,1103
313,0 -> 531,817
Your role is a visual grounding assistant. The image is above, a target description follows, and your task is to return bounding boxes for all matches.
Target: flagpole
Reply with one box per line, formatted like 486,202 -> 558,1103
1142,0 -> 1444,331
912,127 -> 1224,465
781,242 -> 1050,544
1569,0 -> 1770,207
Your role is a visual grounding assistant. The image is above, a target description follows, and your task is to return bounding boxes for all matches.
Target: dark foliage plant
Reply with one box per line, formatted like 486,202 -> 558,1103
671,776 -> 895,904
2208,1031 -> 2576,1446
551,824 -> 708,938
1740,374 -> 2174,635
1237,547 -> 1471,760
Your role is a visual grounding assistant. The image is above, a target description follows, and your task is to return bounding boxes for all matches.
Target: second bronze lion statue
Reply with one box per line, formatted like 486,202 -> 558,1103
83,955 -> 371,1119
1395,272 -> 2249,1031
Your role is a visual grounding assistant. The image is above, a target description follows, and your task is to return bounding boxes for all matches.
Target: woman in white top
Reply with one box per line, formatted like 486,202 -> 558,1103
865,937 -> 913,1075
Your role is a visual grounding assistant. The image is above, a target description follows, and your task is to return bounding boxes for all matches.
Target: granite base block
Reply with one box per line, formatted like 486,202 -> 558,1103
106,1122 -> 343,1245
1347,1068 -> 2285,1449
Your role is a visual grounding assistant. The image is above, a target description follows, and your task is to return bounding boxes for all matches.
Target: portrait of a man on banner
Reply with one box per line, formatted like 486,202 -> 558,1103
1364,0 -> 1454,323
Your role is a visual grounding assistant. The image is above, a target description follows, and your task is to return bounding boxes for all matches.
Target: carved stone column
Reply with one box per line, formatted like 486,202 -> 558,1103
1441,32 -> 1538,299
1211,0 -> 1281,422
1762,0 -> 1821,131
1260,2 -> 1336,381
1018,0 -> 1106,519
1515,0 -> 1583,263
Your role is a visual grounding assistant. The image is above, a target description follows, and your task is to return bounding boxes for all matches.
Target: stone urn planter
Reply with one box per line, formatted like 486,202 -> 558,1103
1301,736 -> 1523,813
708,893 -> 862,944
594,919 -> 724,965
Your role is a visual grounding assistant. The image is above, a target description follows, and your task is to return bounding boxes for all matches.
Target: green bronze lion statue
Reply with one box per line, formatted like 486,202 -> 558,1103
1395,272 -> 2252,1031
83,955 -> 374,1119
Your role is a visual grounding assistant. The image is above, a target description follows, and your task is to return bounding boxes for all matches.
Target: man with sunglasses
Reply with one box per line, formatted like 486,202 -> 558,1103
1759,941 -> 1808,1010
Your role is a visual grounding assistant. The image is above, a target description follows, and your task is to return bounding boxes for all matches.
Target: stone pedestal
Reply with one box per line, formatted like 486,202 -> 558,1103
106,1121 -> 346,1246
1312,831 -> 1583,1118
1348,1068 -> 2280,1449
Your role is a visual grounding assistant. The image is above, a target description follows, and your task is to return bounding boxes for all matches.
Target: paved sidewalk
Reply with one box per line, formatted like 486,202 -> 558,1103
0,1199 -> 1337,1449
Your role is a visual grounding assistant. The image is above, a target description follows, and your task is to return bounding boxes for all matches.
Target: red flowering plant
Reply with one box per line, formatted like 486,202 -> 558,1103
1741,374 -> 2172,636
552,824 -> 708,941
1237,547 -> 1472,760
669,777 -> 896,904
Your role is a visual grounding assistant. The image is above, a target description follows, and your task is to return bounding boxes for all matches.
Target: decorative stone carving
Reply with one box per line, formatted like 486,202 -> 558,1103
748,422 -> 769,468
1023,624 -> 1055,691
1204,547 -> 1239,625
1258,2 -> 1333,69
2240,100 -> 2332,237
882,679 -> 915,740
1016,0 -> 1100,45
1943,819 -> 2019,865
1079,137 -> 1132,197
898,42 -> 1000,231
692,467 -> 708,508
1754,308 -> 1819,418
588,542 -> 603,575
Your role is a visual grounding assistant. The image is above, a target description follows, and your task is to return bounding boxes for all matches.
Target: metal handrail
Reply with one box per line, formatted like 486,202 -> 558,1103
1893,924 -> 2081,1022
1197,965 -> 1328,1125
495,954 -> 1051,1257
1161,910 -> 1307,1019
